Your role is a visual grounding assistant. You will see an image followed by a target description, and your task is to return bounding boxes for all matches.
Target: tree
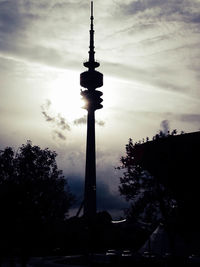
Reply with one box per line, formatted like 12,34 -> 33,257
118,132 -> 178,229
0,141 -> 74,250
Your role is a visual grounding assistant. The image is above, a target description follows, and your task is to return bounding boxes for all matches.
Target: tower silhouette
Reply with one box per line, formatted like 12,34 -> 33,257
80,1 -> 103,220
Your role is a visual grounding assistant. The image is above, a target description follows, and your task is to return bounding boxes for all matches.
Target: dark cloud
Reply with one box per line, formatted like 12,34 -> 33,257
97,182 -> 127,211
189,14 -> 200,24
0,0 -> 78,68
178,114 -> 200,123
67,175 -> 84,205
122,0 -> 166,14
67,175 -> 127,212
120,0 -> 200,24
0,0 -> 82,69
52,1 -> 87,12
0,0 -> 40,56
0,0 -> 37,35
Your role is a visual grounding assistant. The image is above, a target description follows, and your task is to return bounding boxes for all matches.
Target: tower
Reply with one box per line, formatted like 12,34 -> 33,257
80,1 -> 103,220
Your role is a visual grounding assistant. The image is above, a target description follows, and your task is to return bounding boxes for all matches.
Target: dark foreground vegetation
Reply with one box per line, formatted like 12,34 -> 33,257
0,131 -> 200,266
0,142 -> 147,259
0,141 -> 74,257
116,130 -> 200,264
118,130 -> 200,232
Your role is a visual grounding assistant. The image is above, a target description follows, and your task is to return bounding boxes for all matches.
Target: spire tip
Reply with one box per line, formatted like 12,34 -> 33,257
91,1 -> 93,17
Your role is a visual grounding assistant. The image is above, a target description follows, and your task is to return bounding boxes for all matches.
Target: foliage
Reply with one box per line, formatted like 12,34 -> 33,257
0,141 -> 74,244
118,131 -> 179,227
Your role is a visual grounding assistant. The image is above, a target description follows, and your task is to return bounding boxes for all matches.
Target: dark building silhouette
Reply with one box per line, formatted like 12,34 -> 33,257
80,1 -> 103,220
132,131 -> 200,227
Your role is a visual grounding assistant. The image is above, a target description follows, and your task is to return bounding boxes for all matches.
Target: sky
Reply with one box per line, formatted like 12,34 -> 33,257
0,0 -> 200,218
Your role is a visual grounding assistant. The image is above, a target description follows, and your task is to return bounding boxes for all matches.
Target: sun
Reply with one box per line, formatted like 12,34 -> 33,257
48,69 -> 86,122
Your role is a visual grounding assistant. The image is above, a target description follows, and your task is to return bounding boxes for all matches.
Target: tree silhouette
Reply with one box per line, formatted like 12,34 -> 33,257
0,141 -> 74,252
118,132 -> 178,229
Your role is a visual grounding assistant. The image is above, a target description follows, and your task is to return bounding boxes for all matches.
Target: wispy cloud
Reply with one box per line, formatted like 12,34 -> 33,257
53,130 -> 66,141
41,101 -> 105,141
41,99 -> 70,130
97,120 -> 105,127
119,0 -> 200,24
73,115 -> 105,127
41,99 -> 70,141
160,120 -> 170,134
57,114 -> 70,131
73,115 -> 87,125
1,0 -> 199,100
0,0 -> 86,69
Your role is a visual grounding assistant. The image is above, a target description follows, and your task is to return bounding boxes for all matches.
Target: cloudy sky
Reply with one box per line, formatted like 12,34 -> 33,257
0,0 -> 200,218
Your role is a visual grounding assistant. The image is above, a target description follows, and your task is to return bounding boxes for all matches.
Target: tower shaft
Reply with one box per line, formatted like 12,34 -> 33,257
84,109 -> 96,217
80,1 -> 103,221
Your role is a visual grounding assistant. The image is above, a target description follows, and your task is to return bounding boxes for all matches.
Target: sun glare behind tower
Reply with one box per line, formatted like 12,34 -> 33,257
80,1 -> 103,220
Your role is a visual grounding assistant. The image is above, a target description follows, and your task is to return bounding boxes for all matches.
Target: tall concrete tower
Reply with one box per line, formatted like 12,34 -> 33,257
80,1 -> 103,220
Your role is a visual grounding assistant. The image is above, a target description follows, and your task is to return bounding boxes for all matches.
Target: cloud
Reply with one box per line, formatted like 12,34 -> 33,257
119,0 -> 200,24
97,182 -> 127,211
53,130 -> 66,141
178,114 -> 200,123
104,61 -> 189,94
0,0 -> 199,101
97,120 -> 105,126
42,110 -> 55,122
157,113 -> 200,126
41,100 -> 70,140
0,40 -> 79,71
73,115 -> 87,125
41,100 -> 70,131
41,101 -> 105,142
160,120 -> 170,135
57,114 -> 70,131
73,115 -> 105,127
97,0 -> 199,99
67,175 -> 127,212
0,0 -> 86,69
41,100 -> 55,122
0,1 -> 37,35
0,1 -> 39,55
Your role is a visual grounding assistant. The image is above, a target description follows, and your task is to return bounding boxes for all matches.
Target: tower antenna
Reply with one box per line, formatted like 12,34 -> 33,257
88,1 -> 95,67
91,1 -> 93,17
